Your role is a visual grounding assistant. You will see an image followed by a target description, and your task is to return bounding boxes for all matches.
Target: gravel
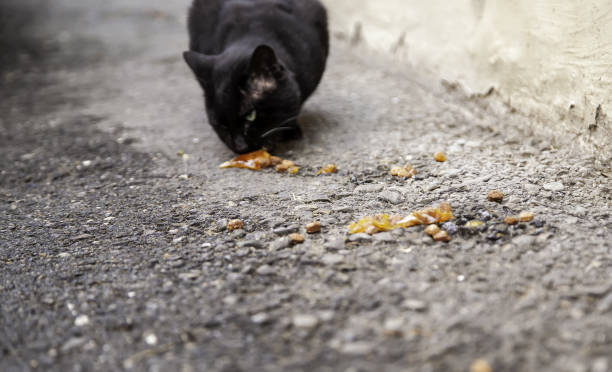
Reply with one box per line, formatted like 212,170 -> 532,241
1,1 -> 611,371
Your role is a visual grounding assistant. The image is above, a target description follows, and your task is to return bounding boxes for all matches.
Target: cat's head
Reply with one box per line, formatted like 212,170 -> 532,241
184,45 -> 302,153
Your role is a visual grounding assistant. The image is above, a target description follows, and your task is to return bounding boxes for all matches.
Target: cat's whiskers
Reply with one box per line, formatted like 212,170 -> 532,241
259,116 -> 298,139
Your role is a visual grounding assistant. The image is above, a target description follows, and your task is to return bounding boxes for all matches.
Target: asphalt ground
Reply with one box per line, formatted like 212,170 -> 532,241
1,1 -> 611,371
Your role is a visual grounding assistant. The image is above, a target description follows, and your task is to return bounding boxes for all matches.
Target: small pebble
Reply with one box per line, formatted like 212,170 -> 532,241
488,190 -> 504,202
306,221 -> 321,234
227,219 -> 244,231
383,317 -> 404,337
441,222 -> 458,235
251,313 -> 270,325
256,265 -> 276,276
74,315 -> 90,327
519,211 -> 535,222
433,152 -> 447,162
292,314 -> 319,329
289,233 -> 305,245
543,182 -> 564,192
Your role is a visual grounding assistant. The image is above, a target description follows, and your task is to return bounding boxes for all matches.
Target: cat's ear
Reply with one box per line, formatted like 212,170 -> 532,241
183,51 -> 215,79
249,45 -> 280,76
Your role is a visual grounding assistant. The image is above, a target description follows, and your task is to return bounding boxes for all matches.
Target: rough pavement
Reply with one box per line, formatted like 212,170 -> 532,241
1,1 -> 611,371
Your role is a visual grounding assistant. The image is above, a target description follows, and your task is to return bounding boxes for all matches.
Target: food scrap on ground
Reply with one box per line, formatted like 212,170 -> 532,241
289,233 -> 305,245
433,230 -> 451,242
317,164 -> 337,175
348,202 -> 454,236
227,219 -> 244,231
519,211 -> 535,222
425,224 -> 441,236
433,152 -> 447,162
220,150 -> 273,170
275,160 -> 295,173
470,359 -> 492,372
390,165 -> 417,179
306,221 -> 321,234
504,216 -> 519,225
220,150 -> 298,174
488,190 -> 504,202
465,220 -> 485,229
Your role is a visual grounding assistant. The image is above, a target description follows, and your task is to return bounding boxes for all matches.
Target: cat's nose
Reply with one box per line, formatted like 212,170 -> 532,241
233,135 -> 251,153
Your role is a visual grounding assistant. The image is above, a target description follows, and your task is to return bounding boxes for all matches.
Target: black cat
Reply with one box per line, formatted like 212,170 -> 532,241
184,0 -> 329,153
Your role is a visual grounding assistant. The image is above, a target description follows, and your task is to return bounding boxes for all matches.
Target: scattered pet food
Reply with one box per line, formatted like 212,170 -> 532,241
519,211 -> 535,222
465,220 -> 484,228
220,150 -> 298,174
306,221 -> 321,234
433,230 -> 451,242
470,359 -> 492,372
227,219 -> 244,231
317,164 -> 338,175
275,160 -> 295,173
289,233 -> 305,245
488,190 -> 504,202
425,225 -> 441,236
348,203 -> 454,235
434,152 -> 447,162
390,165 -> 417,179
220,150 -> 272,170
504,216 -> 519,225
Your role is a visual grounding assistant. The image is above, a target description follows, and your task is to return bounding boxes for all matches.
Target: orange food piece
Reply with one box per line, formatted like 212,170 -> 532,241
519,211 -> 535,222
220,150 -> 272,170
504,216 -> 519,225
434,152 -> 447,162
227,219 -> 244,231
317,164 -> 338,175
348,203 -> 454,235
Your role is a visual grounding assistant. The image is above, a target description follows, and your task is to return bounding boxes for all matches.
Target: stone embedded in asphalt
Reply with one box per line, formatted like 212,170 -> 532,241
251,312 -> 270,325
272,225 -> 300,235
353,184 -> 384,194
512,235 -> 536,250
349,233 -> 372,242
74,315 -> 90,327
270,237 -> 291,250
372,232 -> 395,242
340,342 -> 374,355
543,182 -> 565,192
402,299 -> 428,312
378,190 -> 404,205
60,337 -> 88,353
383,317 -> 404,337
237,240 -> 264,249
324,237 -> 346,251
178,270 -> 201,281
321,254 -> 344,265
292,314 -> 319,329
256,265 -> 276,276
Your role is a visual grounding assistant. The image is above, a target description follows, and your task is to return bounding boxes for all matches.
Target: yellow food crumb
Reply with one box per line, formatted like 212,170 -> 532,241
317,164 -> 338,175
465,220 -> 484,228
434,152 -> 447,162
348,203 -> 454,235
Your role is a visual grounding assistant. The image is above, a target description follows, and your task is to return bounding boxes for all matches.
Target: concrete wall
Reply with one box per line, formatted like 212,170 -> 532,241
323,0 -> 612,158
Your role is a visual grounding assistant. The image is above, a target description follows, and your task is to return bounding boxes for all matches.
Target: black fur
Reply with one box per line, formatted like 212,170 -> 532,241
184,0 -> 329,153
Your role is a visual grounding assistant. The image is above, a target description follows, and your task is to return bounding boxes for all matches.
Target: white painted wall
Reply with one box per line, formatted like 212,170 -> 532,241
324,0 -> 612,158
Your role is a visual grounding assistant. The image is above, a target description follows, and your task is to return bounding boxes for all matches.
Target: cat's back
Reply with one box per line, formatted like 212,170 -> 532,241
188,0 -> 327,55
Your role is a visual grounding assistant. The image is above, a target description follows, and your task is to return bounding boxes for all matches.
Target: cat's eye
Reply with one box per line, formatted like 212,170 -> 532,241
245,110 -> 257,122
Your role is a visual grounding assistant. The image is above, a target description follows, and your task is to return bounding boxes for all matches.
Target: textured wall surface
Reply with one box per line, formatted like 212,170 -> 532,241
324,0 -> 612,158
